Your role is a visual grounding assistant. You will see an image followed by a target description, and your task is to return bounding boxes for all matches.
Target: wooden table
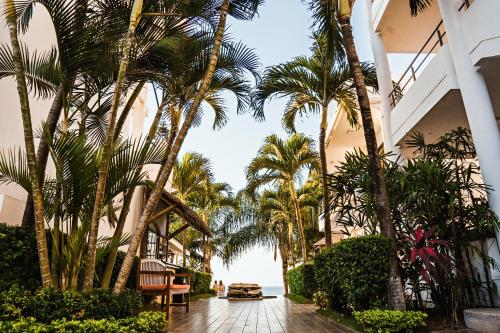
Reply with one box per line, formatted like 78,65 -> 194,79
166,296 -> 353,332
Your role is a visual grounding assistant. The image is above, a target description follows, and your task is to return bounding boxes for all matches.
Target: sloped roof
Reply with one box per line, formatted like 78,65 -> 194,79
145,182 -> 211,237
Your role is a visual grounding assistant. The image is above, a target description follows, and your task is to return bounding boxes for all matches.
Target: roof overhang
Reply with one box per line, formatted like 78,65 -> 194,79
145,182 -> 212,237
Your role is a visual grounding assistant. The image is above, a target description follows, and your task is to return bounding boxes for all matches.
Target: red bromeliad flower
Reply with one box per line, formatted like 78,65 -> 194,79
401,226 -> 450,285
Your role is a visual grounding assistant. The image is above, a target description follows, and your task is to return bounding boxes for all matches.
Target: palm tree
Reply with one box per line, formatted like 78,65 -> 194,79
171,153 -> 213,267
246,133 -> 319,263
309,0 -> 431,310
307,0 -> 431,310
188,181 -> 238,273
3,0 -> 53,287
101,33 -> 257,288
114,0 -> 263,294
82,0 -> 145,290
258,188 -> 294,294
251,33 -> 377,247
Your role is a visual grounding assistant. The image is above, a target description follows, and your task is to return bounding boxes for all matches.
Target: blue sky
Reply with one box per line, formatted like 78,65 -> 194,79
148,1 -> 377,287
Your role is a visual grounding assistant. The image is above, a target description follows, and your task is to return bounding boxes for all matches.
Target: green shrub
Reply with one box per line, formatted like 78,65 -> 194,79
314,235 -> 391,310
0,311 -> 166,333
288,263 -> 317,299
0,224 -> 138,291
312,290 -> 330,310
94,251 -> 139,290
177,268 -> 212,295
353,309 -> 427,333
0,287 -> 141,323
0,223 -> 43,291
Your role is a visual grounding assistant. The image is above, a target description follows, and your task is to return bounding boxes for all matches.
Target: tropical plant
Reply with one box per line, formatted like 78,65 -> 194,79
171,152 -> 213,267
4,0 -> 52,287
0,128 -> 166,289
307,0 -> 435,312
188,181 -> 238,273
251,32 -> 378,247
102,30 -> 260,288
328,128 -> 498,321
246,133 -> 319,262
114,0 -> 263,293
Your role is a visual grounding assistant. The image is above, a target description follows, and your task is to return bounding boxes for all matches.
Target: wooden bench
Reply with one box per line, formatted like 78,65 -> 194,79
138,259 -> 191,318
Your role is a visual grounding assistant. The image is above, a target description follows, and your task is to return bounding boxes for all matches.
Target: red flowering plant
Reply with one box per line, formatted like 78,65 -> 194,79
400,226 -> 451,287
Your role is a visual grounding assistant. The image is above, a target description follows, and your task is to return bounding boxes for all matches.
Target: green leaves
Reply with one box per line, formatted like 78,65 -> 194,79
246,133 -> 319,196
353,309 -> 428,333
288,263 -> 317,299
314,235 -> 391,310
0,43 -> 60,99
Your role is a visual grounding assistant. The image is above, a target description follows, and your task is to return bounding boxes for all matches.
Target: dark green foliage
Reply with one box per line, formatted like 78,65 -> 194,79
314,235 -> 391,310
353,309 -> 428,333
287,263 -> 317,299
0,223 -> 42,291
0,224 -> 138,291
177,268 -> 212,295
0,287 -> 141,323
94,251 -> 139,290
0,311 -> 166,333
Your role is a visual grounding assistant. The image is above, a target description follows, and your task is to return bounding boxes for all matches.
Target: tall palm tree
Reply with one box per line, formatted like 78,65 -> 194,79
251,33 -> 377,247
82,0 -> 144,290
188,181 -> 238,273
101,33 -> 257,288
114,0 -> 263,294
171,153 -> 213,267
246,133 -> 319,263
307,0 -> 430,310
3,0 -> 53,287
258,188 -> 294,294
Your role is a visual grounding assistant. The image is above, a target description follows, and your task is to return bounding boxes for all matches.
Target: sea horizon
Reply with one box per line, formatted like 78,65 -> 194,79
261,286 -> 285,296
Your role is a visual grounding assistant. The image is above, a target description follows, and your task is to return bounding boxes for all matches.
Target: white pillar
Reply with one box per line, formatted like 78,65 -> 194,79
438,0 -> 500,240
364,0 -> 402,161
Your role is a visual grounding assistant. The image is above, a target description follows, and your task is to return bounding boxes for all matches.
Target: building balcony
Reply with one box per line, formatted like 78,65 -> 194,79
385,0 -> 500,149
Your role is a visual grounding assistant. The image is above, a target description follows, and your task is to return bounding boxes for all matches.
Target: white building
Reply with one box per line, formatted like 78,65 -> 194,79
322,0 -> 500,310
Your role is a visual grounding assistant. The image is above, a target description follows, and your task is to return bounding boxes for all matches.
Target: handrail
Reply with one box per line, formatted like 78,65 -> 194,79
388,0 -> 475,107
389,20 -> 446,107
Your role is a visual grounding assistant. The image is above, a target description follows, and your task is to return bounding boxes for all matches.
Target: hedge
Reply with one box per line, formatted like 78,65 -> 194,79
314,235 -> 391,310
177,268 -> 212,295
0,287 -> 141,323
0,311 -> 166,333
353,309 -> 428,333
0,223 -> 44,290
287,263 -> 317,299
0,224 -> 138,291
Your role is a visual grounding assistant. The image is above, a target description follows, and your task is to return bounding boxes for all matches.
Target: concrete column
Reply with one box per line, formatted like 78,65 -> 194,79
438,0 -> 500,240
364,0 -> 402,161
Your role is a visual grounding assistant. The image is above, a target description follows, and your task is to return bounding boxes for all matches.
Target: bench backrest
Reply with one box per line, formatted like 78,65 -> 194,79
140,259 -> 174,287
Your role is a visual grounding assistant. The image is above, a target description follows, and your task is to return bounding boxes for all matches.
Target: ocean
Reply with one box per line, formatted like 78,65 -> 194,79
261,286 -> 285,296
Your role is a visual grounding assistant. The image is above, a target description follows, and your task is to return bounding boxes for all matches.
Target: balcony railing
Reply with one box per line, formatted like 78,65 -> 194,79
388,0 -> 475,107
389,21 -> 447,107
458,0 -> 473,12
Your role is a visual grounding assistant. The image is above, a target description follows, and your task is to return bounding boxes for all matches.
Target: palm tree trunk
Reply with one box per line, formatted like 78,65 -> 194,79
288,220 -> 296,267
205,246 -> 212,274
320,104 -> 332,247
5,0 -> 53,287
113,81 -> 146,142
113,0 -> 231,294
100,97 -> 166,288
280,241 -> 289,295
182,230 -> 188,268
83,0 -> 144,290
289,182 -> 308,262
22,85 -> 64,227
338,14 -> 405,310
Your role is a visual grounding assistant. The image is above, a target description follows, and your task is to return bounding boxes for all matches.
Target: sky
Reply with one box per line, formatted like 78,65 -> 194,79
147,1 -> 378,287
